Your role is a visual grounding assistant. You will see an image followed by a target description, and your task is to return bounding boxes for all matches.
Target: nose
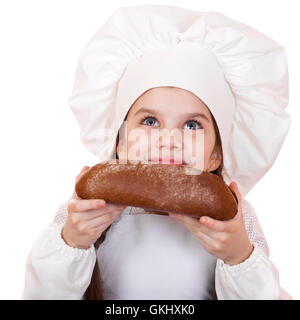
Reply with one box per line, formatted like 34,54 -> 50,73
155,128 -> 182,151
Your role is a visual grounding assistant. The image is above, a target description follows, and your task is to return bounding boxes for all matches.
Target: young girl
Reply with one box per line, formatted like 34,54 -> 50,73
22,5 -> 292,300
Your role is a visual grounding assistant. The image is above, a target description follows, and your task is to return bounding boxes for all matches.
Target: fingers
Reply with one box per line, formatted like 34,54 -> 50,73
78,205 -> 124,221
72,166 -> 90,199
76,166 -> 90,183
228,181 -> 243,220
71,207 -> 108,221
81,206 -> 124,233
68,198 -> 105,213
199,216 -> 228,232
88,212 -> 117,229
169,212 -> 238,244
93,220 -> 113,235
169,213 -> 197,229
191,228 -> 215,248
169,212 -> 218,246
186,182 -> 242,231
196,181 -> 242,230
68,199 -> 126,225
169,213 -> 216,237
229,181 -> 241,201
72,190 -> 81,200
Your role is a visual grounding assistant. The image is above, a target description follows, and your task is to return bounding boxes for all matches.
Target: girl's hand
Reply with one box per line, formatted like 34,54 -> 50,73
62,166 -> 127,249
169,181 -> 254,266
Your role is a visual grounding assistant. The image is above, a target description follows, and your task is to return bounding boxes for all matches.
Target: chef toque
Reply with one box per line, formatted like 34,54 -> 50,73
68,5 -> 291,197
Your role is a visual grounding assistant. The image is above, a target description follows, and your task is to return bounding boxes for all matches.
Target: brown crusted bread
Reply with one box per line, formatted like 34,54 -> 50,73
75,159 -> 238,220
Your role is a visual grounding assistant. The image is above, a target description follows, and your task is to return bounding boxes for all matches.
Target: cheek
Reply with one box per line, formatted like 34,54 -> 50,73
183,130 -> 205,155
183,130 -> 215,169
126,127 -> 151,159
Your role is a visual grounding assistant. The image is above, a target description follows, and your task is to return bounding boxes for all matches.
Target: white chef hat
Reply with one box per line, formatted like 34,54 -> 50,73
68,5 -> 291,197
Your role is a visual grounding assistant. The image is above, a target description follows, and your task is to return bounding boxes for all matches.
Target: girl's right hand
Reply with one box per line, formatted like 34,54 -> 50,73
61,166 -> 127,249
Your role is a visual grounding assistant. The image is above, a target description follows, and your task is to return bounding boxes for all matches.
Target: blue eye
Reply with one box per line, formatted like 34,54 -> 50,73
184,120 -> 202,130
140,116 -> 159,127
140,116 -> 203,130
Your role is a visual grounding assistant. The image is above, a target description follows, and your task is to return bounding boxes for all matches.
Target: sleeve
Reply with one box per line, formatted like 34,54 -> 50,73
215,198 -> 292,300
21,199 -> 97,300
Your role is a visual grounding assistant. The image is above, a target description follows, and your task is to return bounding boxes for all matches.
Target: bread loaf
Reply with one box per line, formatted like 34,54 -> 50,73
75,159 -> 238,220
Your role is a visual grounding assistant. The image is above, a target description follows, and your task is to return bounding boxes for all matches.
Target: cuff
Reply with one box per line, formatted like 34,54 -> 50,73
216,243 -> 263,277
48,223 -> 96,261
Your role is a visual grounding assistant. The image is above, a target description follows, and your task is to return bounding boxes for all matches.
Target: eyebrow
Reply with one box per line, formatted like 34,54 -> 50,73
133,107 -> 210,122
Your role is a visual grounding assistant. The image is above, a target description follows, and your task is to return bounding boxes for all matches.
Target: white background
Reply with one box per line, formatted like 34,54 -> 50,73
0,0 -> 299,299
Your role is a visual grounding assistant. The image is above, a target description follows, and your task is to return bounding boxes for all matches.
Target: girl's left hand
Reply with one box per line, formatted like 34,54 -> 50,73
169,181 -> 254,266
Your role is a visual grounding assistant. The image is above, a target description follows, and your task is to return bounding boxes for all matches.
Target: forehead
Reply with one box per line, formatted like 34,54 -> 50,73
128,86 -> 212,119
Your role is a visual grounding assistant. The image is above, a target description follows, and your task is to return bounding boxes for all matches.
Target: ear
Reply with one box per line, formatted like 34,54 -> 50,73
208,149 -> 221,171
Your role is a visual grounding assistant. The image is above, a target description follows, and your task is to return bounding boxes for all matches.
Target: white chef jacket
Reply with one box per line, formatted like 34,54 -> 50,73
21,197 -> 292,300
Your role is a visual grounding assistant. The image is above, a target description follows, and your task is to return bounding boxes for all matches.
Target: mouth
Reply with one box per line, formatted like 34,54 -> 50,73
148,158 -> 187,166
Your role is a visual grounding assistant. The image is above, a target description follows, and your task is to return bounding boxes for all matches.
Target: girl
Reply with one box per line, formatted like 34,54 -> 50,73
22,5 -> 292,299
